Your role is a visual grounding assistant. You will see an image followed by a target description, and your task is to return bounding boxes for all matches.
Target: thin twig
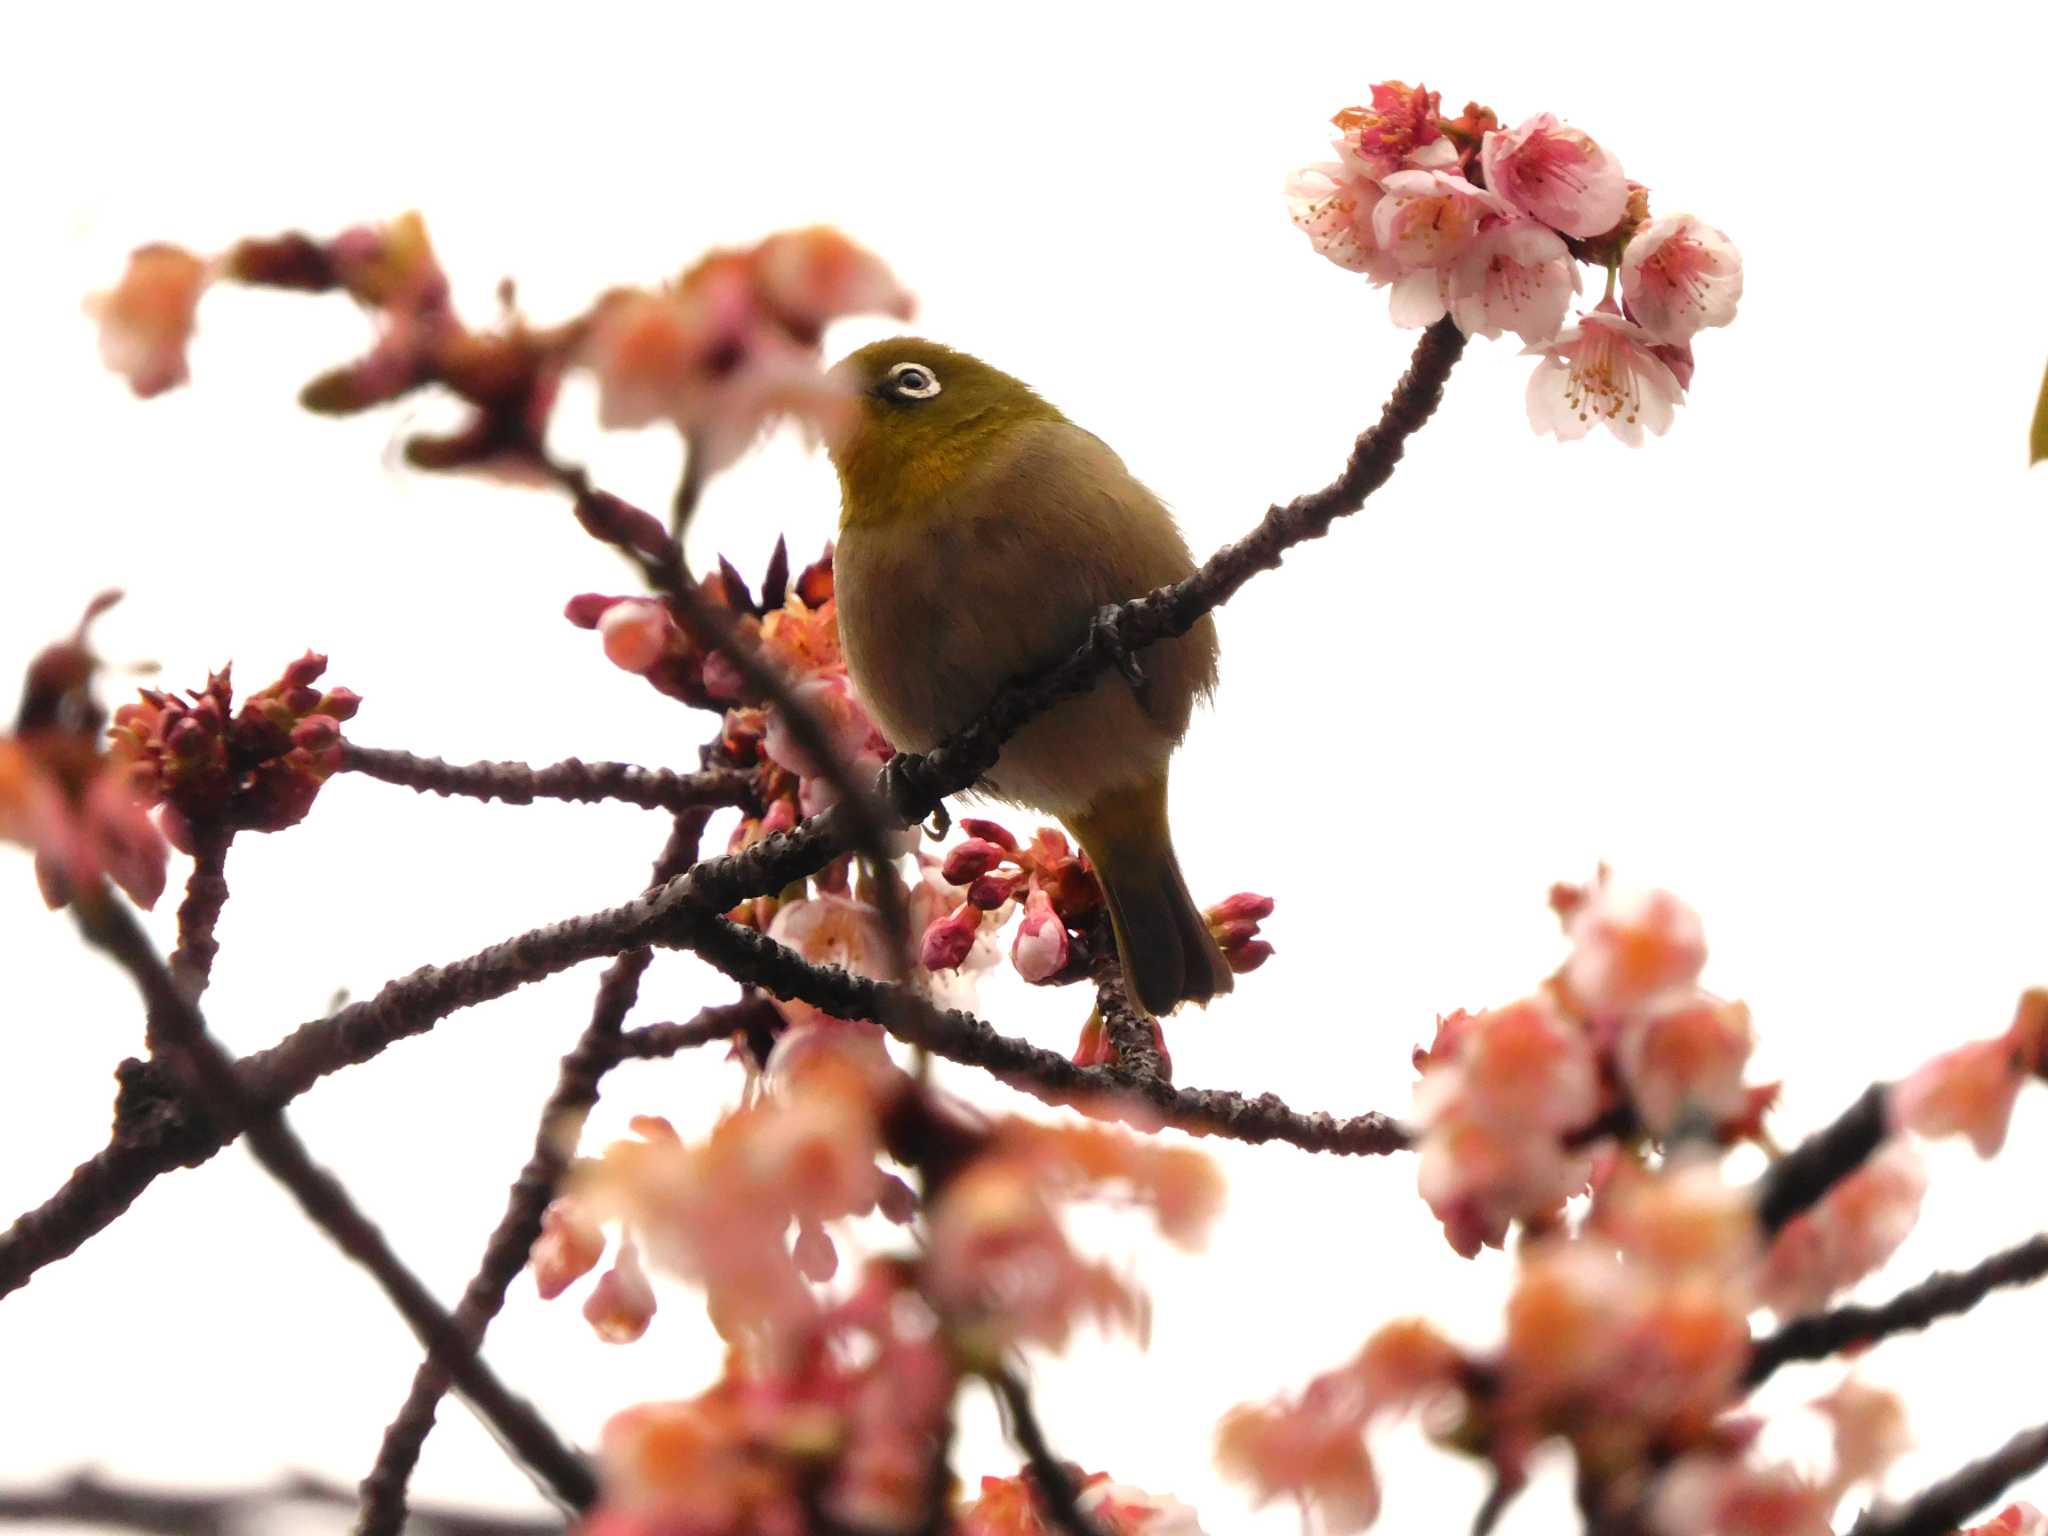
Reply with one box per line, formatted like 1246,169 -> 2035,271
0,1469 -> 562,1535
1752,1083 -> 1893,1237
342,743 -> 753,814
71,893 -> 596,1514
357,808 -> 715,1534
1746,1230 -> 2048,1388
988,1370 -> 1109,1536
1849,1423 -> 2048,1536
675,907 -> 1410,1155
166,832 -> 232,1009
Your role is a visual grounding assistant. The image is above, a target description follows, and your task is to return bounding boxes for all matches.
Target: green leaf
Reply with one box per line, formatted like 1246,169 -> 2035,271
2032,356 -> 2048,466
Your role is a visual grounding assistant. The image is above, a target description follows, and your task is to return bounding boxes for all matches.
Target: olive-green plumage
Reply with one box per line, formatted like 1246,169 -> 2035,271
826,338 -> 1230,1016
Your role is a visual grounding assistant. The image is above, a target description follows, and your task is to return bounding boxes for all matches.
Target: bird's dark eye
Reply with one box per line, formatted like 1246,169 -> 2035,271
886,362 -> 941,400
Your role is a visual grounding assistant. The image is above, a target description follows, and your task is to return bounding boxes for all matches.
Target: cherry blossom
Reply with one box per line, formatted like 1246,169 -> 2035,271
1526,304 -> 1688,445
1285,165 -> 1400,281
1621,214 -> 1744,344
1892,990 -> 2048,1157
1480,113 -> 1629,238
88,244 -> 210,398
1448,222 -> 1579,344
1757,1138 -> 1927,1317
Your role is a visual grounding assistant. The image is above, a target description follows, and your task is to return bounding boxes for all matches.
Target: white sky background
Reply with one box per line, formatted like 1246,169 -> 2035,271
4,3 -> 2048,1532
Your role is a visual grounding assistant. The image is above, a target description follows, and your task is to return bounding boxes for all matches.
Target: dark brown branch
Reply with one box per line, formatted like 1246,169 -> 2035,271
1747,1231 -> 2048,1388
72,895 -> 596,1514
988,1370 -> 1109,1536
357,809 -> 715,1535
0,1470 -> 561,1535
1089,914 -> 1168,1082
1848,1423 -> 2048,1536
0,330 -> 1455,1298
342,742 -> 753,815
676,907 -> 1410,1156
617,1000 -> 766,1059
166,833 -> 232,1008
1753,1083 -> 1893,1237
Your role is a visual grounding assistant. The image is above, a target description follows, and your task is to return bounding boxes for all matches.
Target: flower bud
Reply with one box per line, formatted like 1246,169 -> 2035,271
919,901 -> 982,971
942,838 -> 1008,885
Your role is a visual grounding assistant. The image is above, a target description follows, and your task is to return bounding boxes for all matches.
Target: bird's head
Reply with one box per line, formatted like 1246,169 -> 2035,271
825,338 -> 1064,527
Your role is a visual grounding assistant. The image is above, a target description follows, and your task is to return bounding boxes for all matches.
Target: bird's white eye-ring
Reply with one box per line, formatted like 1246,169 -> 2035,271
886,361 -> 941,399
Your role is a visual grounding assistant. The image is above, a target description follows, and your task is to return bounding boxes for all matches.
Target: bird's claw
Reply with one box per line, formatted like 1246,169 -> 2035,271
1089,604 -> 1146,690
879,752 -> 934,828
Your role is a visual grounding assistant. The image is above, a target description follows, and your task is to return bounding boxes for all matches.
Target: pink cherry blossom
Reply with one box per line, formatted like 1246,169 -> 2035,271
1371,169 -> 1508,273
1616,992 -> 1756,1138
1284,165 -> 1400,281
1621,215 -> 1743,344
1891,994 -> 2046,1157
583,1240 -> 656,1344
1526,307 -> 1687,444
532,1197 -> 607,1300
1813,1378 -> 1910,1494
596,599 -> 674,675
1332,81 -> 1442,181
89,244 -> 210,397
1448,222 -> 1579,344
1480,113 -> 1629,238
1011,887 -> 1071,983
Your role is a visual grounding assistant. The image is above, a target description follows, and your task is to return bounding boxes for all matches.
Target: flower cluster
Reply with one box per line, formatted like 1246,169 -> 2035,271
921,821 -> 1102,984
89,217 -> 911,481
537,1017 -> 1219,1364
0,595 -> 166,910
108,652 -> 360,849
1221,1159 -> 1911,1535
582,226 -> 914,473
1413,872 -> 1772,1257
1287,81 -> 1742,442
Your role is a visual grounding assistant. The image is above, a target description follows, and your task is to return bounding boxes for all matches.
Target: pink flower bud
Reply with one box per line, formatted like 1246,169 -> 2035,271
1206,892 -> 1275,925
166,716 -> 211,759
877,1174 -> 918,1224
919,901 -> 981,971
598,600 -> 673,675
282,685 -> 323,714
958,817 -> 1017,851
583,1243 -> 656,1344
564,593 -> 627,629
1211,919 -> 1261,949
1073,1011 -> 1112,1067
1011,889 -> 1070,984
942,838 -> 1007,885
290,715 -> 340,752
966,870 -> 1025,911
1226,940 -> 1275,975
792,1220 -> 839,1282
532,1198 -> 605,1301
318,687 -> 363,721
282,652 -> 328,690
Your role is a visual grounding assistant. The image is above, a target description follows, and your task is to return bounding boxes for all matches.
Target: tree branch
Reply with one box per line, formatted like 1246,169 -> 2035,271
355,809 -> 714,1535
167,832 -> 232,1008
675,907 -> 1410,1156
988,1370 -> 1109,1536
1849,1423 -> 2048,1536
0,1470 -> 562,1536
72,894 -> 596,1514
1752,1083 -> 1893,1237
1747,1230 -> 2048,1388
342,742 -> 753,815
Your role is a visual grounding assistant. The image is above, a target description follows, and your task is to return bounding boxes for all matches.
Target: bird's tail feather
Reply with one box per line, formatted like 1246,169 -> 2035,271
1069,775 -> 1233,1018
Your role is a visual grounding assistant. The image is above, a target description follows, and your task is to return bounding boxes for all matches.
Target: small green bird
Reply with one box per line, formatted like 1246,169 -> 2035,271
826,339 -> 1231,1016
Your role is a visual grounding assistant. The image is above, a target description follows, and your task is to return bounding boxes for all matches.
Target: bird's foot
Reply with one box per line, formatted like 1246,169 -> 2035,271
1088,604 -> 1147,690
879,752 -> 938,829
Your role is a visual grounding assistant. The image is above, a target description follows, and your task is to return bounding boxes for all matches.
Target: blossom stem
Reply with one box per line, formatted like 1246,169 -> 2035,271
988,1370 -> 1110,1536
341,744 -> 755,815
69,892 -> 598,1515
166,830 -> 232,1010
1746,1230 -> 2048,1388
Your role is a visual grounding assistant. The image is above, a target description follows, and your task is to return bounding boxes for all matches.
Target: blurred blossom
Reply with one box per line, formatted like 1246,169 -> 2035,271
88,244 -> 210,398
1617,993 -> 1757,1139
1757,1138 -> 1926,1318
1562,876 -> 1707,1016
1892,991 -> 2048,1158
